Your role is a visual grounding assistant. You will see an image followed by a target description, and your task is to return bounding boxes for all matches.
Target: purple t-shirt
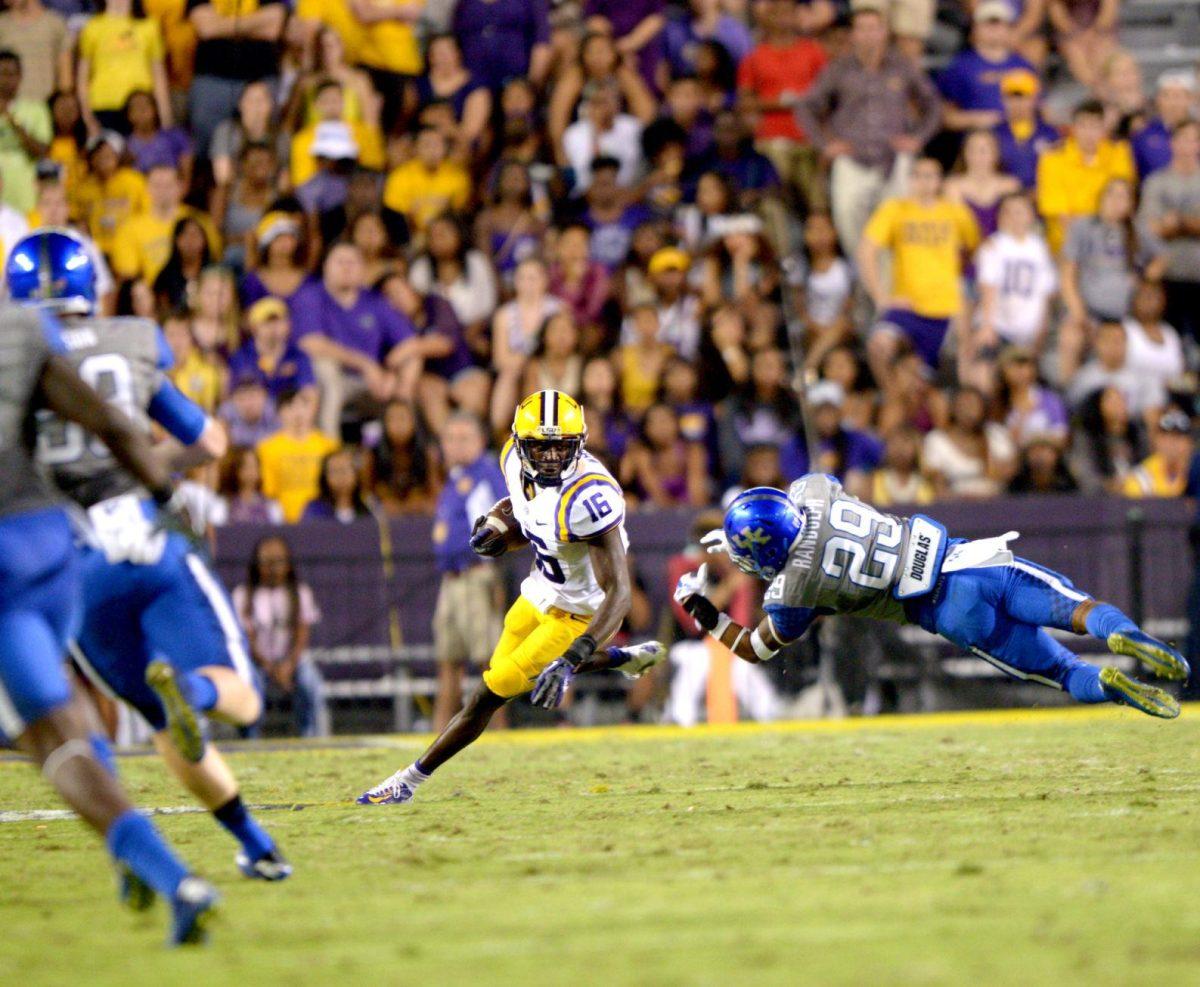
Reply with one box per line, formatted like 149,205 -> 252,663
420,294 -> 474,379
585,0 -> 665,87
664,11 -> 753,75
288,281 -> 415,363
452,0 -> 550,91
938,49 -> 1034,113
128,127 -> 193,173
584,203 -> 655,270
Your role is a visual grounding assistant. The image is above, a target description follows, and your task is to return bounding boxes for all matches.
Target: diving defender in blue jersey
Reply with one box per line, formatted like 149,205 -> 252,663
8,229 -> 290,887
675,475 -> 1188,718
0,298 -> 218,944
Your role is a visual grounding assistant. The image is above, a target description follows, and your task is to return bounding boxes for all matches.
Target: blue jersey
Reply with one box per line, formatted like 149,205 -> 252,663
0,304 -> 78,739
938,49 -> 1034,113
433,453 -> 507,574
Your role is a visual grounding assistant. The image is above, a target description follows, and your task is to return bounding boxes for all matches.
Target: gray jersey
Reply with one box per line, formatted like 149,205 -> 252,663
37,317 -> 165,509
0,305 -> 59,518
764,474 -> 910,623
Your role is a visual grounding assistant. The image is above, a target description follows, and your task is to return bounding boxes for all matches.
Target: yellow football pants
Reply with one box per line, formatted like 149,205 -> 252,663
482,595 -> 592,699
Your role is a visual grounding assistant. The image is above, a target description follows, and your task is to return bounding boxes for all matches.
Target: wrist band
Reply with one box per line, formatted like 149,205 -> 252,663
750,628 -> 777,662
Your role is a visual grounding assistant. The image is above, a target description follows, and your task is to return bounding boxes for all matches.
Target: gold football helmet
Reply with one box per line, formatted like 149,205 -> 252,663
512,390 -> 587,486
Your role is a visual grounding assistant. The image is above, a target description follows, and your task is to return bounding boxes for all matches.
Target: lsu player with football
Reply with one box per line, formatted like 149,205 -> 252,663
359,390 -> 665,805
7,229 -> 292,888
675,474 -> 1189,719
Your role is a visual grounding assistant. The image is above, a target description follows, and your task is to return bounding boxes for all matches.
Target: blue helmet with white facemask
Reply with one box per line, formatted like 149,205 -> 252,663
5,228 -> 97,315
723,486 -> 805,581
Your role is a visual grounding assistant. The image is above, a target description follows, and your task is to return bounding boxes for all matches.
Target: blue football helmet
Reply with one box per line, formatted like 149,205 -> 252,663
723,487 -> 805,581
5,228 -> 97,315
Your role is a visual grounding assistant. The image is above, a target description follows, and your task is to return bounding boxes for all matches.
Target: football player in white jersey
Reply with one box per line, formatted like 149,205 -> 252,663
358,391 -> 665,805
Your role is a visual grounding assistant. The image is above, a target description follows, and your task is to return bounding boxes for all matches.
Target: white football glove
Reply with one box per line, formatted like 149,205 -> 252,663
673,563 -> 709,606
699,529 -> 729,555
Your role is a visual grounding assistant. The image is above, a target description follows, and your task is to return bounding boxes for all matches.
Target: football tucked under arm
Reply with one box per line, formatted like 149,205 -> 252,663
469,498 -> 529,557
673,565 -> 812,664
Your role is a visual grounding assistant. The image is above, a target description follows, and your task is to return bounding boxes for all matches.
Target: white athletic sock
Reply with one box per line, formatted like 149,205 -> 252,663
403,762 -> 431,786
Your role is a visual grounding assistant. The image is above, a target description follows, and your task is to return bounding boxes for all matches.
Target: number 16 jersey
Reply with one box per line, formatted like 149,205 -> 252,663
499,439 -> 628,616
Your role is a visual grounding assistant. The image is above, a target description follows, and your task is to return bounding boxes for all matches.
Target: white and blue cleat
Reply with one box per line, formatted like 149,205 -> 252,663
169,876 -> 219,946
236,847 -> 292,881
356,771 -> 416,806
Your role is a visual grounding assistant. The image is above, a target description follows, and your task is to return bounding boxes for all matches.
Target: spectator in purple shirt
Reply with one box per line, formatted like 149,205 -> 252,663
377,269 -> 489,433
1132,72 -> 1197,179
579,156 -> 655,270
585,0 -> 666,90
664,0 -> 752,80
228,296 -> 317,402
124,90 -> 193,180
938,2 -> 1036,136
289,241 -> 415,437
452,0 -> 551,93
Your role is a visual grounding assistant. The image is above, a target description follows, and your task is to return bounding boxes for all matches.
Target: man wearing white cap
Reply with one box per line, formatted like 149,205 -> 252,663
937,1 -> 1036,135
1132,71 -> 1197,179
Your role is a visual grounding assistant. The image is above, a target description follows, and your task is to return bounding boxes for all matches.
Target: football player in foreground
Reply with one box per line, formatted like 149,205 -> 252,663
676,474 -> 1188,718
9,230 -> 291,889
359,391 -> 665,804
0,300 -> 217,945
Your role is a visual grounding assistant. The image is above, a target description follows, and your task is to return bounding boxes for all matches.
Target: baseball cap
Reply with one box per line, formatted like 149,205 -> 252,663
247,296 -> 288,327
648,247 -> 691,275
1156,70 -> 1197,94
1159,409 -> 1192,434
310,121 -> 359,161
807,380 -> 845,409
1000,69 -> 1040,97
256,211 -> 301,249
85,130 -> 125,157
974,0 -> 1014,22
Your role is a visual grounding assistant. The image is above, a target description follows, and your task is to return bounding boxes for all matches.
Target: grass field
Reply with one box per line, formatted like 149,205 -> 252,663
1,706 -> 1199,986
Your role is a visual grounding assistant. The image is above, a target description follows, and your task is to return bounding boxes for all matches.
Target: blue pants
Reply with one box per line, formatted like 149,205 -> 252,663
909,557 -> 1101,699
73,531 -> 257,731
0,508 -> 79,743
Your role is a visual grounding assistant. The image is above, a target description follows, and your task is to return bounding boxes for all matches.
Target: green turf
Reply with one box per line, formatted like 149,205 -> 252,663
2,707 -> 1199,986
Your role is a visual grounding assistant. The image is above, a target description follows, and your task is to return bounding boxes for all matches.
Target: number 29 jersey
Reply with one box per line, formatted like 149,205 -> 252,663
500,439 -> 628,617
765,473 -> 909,624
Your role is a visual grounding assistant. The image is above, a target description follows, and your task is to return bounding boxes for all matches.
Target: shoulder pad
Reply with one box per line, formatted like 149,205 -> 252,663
556,471 -> 624,542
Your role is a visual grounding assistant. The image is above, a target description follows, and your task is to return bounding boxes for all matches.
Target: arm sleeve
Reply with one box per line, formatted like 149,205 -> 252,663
763,603 -> 819,644
557,474 -> 625,542
148,378 -> 208,444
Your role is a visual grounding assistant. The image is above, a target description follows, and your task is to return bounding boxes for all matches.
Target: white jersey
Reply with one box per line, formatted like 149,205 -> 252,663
500,439 -> 628,616
975,231 -> 1057,347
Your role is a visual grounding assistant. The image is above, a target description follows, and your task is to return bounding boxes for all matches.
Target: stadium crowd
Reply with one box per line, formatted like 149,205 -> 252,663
1,0 -> 1199,521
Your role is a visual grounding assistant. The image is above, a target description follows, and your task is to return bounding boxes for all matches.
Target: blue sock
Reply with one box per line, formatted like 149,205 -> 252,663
1084,603 -> 1138,642
106,810 -> 189,897
1065,664 -> 1109,704
213,794 -> 274,860
90,734 -> 117,777
182,673 -> 219,712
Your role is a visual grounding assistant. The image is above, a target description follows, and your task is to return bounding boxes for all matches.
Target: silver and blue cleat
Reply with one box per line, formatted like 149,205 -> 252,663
169,876 -> 219,946
237,847 -> 293,881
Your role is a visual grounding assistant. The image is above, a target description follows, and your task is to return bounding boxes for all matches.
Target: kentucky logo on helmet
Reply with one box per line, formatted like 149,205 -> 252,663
512,389 -> 587,487
5,228 -> 98,316
722,487 -> 805,581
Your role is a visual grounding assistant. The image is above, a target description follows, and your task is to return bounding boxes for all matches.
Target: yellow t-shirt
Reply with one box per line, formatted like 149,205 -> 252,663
257,430 -> 340,523
618,343 -> 673,414
1122,455 -> 1187,498
382,159 -> 470,232
355,0 -> 422,74
78,14 -> 164,112
74,167 -> 150,255
863,197 -> 980,319
290,120 -> 385,186
49,137 -> 87,211
111,206 -> 222,283
296,0 -> 365,61
170,349 -> 226,414
1036,137 -> 1136,254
